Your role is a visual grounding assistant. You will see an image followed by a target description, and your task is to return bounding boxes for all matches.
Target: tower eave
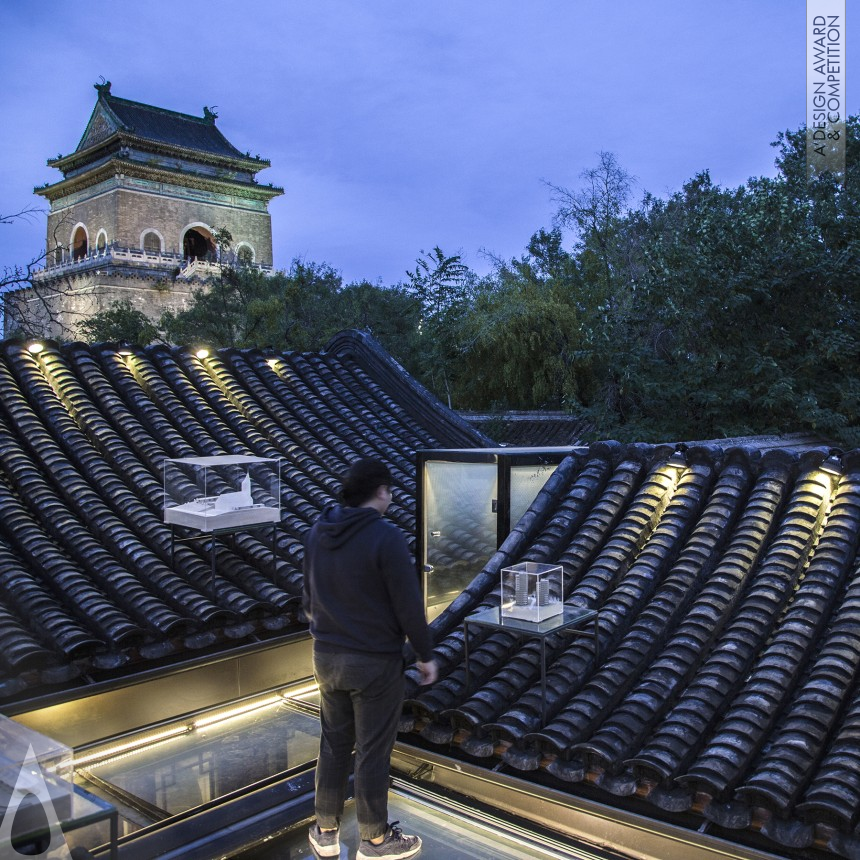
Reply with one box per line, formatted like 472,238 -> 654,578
34,159 -> 284,203
48,131 -> 272,176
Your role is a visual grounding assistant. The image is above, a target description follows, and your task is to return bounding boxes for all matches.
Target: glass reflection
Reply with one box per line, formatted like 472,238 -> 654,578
242,788 -> 577,859
84,701 -> 319,816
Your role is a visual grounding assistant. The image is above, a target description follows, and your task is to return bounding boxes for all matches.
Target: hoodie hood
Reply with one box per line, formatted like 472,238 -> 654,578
315,504 -> 380,549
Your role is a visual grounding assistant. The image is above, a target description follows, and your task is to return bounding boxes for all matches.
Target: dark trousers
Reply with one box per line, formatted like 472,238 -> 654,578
313,648 -> 405,841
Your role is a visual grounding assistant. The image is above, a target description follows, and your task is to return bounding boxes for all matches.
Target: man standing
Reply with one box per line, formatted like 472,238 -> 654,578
303,459 -> 438,859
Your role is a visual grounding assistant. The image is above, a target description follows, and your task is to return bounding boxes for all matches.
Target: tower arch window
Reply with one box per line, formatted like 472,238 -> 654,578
182,224 -> 216,262
142,230 -> 163,254
236,243 -> 255,265
71,224 -> 89,260
96,230 -> 108,252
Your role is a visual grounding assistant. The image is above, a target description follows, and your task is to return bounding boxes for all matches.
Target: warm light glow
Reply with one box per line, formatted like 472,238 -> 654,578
282,682 -> 319,700
192,695 -> 282,729
27,342 -> 44,354
821,454 -> 843,478
118,346 -> 134,357
74,725 -> 190,767
72,686 -> 313,770
266,358 -> 279,368
666,444 -> 687,470
195,347 -> 210,359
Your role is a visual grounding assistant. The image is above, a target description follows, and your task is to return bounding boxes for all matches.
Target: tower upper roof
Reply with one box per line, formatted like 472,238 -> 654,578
47,81 -> 270,172
86,82 -> 244,159
37,82 -> 282,201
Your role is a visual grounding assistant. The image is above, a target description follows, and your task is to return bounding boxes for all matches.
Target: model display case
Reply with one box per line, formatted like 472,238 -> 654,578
163,455 -> 281,532
0,715 -> 74,828
501,561 -> 564,622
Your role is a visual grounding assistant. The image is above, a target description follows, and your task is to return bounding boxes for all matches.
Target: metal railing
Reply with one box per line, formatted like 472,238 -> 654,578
33,244 -> 272,280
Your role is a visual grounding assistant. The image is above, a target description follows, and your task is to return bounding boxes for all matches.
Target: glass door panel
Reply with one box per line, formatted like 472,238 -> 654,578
423,461 -> 497,619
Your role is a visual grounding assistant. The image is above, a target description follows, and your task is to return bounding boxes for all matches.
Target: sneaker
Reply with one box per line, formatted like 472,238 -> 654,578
308,823 -> 340,857
357,821 -> 422,859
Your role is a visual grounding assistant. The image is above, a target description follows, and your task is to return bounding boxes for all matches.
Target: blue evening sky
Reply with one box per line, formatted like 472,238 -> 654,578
1,1 -> 855,286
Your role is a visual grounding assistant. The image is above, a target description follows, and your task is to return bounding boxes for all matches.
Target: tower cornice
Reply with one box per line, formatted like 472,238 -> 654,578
48,131 -> 270,175
35,157 -> 284,204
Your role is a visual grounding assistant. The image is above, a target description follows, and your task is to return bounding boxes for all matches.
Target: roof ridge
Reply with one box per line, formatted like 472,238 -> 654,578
103,92 -> 215,126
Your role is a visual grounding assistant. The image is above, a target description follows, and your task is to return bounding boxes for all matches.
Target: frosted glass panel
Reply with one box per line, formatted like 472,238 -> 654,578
510,463 -> 557,526
424,462 -> 497,617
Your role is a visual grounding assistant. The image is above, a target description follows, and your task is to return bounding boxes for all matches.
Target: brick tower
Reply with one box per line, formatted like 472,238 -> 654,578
16,81 -> 283,339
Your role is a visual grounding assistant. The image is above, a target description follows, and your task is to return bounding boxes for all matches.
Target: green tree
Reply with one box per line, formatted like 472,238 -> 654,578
405,247 -> 475,407
540,153 -> 641,428
547,151 -> 635,301
160,251 -> 425,360
589,115 -> 860,445
77,299 -> 160,345
160,257 -> 344,350
406,246 -> 471,319
331,280 -> 422,372
458,230 -> 589,410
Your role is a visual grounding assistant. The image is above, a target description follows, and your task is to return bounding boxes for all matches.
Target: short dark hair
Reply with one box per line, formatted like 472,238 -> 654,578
341,458 -> 392,506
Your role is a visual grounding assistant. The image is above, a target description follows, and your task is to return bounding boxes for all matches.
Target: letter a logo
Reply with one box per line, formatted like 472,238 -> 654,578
0,744 -> 71,859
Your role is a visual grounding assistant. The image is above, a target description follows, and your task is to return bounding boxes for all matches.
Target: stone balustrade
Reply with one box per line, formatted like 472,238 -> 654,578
33,245 -> 272,281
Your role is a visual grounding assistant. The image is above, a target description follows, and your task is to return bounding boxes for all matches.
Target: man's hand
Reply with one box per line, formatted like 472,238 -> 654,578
416,659 -> 438,686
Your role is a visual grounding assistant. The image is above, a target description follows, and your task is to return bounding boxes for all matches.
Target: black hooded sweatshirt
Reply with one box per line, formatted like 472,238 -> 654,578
302,504 -> 433,663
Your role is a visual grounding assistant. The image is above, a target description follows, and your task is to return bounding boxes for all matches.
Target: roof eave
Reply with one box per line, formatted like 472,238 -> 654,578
35,158 -> 284,202
49,131 -> 270,174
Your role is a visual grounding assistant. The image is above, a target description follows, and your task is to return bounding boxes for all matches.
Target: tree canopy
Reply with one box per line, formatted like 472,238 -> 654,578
36,115 -> 860,447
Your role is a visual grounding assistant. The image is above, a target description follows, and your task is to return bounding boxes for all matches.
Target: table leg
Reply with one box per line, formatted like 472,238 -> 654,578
540,637 -> 547,725
110,810 -> 118,860
463,621 -> 471,695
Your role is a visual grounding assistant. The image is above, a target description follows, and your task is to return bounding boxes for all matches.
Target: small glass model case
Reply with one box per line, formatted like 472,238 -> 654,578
501,561 -> 564,622
163,455 -> 281,532
0,714 -> 74,828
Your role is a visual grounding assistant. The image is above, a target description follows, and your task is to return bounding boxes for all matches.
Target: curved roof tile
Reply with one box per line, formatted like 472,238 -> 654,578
402,443 -> 860,859
0,333 -> 488,702
3,327 -> 857,859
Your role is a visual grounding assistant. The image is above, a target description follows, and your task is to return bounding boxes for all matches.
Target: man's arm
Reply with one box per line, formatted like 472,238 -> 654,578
301,532 -> 313,623
380,527 -> 435,663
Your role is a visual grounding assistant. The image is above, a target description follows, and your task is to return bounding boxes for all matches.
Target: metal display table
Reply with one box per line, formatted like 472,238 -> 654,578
4,783 -> 118,859
170,520 -> 278,593
463,606 -> 599,723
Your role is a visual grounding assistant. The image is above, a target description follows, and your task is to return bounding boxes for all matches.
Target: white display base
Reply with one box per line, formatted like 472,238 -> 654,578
165,503 -> 280,532
502,600 -> 564,622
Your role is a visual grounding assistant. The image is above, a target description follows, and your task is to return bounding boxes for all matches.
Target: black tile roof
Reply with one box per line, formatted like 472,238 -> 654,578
405,441 -> 860,859
64,84 -> 258,164
461,412 -> 592,447
98,93 -> 245,158
0,331 -> 492,702
3,323 -> 856,858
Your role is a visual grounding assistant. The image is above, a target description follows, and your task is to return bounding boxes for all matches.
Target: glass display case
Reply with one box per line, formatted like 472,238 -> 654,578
500,561 -> 564,622
163,455 -> 281,532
